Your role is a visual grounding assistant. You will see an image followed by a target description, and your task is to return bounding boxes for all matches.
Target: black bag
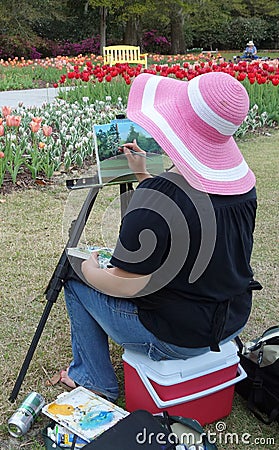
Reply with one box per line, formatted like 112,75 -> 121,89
235,325 -> 279,424
84,409 -> 218,449
43,412 -> 172,450
83,410 -> 173,449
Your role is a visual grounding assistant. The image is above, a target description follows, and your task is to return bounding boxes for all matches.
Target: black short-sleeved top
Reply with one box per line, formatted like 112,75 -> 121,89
111,172 -> 257,348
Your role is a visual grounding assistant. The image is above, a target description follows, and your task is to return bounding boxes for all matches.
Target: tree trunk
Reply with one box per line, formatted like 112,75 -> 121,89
124,17 -> 140,45
170,6 -> 186,54
99,6 -> 107,53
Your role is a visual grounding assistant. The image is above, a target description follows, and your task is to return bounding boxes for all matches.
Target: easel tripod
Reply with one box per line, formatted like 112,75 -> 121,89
9,177 -> 134,402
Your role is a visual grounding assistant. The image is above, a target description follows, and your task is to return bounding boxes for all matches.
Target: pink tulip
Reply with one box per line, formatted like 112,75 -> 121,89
32,117 -> 42,124
2,106 -> 12,118
42,125 -> 53,137
0,125 -> 4,136
30,120 -> 41,133
6,115 -> 21,127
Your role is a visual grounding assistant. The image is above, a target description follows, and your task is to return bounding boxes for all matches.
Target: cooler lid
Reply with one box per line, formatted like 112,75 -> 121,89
122,340 -> 239,385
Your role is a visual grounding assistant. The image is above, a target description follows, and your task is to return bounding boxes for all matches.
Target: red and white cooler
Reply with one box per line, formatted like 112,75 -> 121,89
123,341 -> 246,425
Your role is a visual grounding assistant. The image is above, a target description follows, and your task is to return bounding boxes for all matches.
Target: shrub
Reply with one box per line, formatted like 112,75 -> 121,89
141,30 -> 171,54
49,37 -> 101,57
0,35 -> 101,60
0,35 -> 44,60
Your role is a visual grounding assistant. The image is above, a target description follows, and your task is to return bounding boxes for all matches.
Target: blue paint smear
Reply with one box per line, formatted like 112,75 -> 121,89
80,410 -> 114,430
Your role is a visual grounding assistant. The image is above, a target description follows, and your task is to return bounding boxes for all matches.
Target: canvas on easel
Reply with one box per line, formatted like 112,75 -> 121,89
93,118 -> 165,185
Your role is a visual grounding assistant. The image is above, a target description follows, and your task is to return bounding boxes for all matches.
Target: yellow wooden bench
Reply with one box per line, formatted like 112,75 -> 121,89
103,45 -> 148,69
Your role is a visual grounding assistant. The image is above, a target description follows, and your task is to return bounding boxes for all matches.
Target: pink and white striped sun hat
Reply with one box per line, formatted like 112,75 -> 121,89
127,72 -> 256,195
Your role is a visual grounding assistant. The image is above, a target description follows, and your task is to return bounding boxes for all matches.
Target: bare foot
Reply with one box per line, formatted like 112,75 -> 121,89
60,367 -> 106,398
60,368 -> 77,389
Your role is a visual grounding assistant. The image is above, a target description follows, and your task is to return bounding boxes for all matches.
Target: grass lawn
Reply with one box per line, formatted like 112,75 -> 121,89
0,130 -> 278,449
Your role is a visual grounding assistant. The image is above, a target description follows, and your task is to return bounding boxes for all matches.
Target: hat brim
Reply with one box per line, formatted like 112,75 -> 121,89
127,73 -> 255,195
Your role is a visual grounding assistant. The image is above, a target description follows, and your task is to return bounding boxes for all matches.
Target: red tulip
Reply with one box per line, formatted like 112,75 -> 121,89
175,71 -> 184,79
259,76 -> 267,84
81,72 -> 90,82
86,61 -> 93,70
267,65 -> 276,73
237,73 -> 246,81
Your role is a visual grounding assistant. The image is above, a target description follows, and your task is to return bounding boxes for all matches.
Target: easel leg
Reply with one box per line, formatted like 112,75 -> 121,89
9,185 -> 100,402
9,180 -> 134,402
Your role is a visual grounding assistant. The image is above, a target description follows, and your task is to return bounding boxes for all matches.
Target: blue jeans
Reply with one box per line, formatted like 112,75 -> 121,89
64,279 -> 243,401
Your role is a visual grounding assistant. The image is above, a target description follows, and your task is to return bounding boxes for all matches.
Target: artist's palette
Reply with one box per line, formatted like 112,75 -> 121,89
42,387 -> 129,442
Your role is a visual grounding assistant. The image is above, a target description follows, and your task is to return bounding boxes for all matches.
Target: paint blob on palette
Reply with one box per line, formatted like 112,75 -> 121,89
42,387 -> 129,443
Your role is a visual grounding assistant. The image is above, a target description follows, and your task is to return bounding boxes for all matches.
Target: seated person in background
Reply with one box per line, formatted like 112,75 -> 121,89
241,40 -> 258,59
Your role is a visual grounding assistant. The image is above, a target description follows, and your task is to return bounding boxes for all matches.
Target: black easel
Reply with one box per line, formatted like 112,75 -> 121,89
9,176 -> 133,402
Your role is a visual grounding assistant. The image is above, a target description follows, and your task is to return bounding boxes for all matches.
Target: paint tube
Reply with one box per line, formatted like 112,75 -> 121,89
48,424 -> 88,448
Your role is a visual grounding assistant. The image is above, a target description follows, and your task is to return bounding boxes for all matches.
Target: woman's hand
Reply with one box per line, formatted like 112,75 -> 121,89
81,251 -> 99,273
121,139 -> 152,183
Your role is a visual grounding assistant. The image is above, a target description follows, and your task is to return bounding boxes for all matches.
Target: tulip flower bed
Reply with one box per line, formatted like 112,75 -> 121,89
0,53 -> 210,91
56,58 -> 279,118
0,96 -> 126,190
0,53 -> 278,192
0,54 -> 104,91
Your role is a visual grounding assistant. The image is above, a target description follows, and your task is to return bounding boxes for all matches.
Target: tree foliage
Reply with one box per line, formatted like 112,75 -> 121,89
0,0 -> 68,37
0,0 -> 69,57
0,0 -> 278,59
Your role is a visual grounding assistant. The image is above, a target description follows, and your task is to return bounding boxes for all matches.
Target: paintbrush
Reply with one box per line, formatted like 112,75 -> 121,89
118,145 -> 153,158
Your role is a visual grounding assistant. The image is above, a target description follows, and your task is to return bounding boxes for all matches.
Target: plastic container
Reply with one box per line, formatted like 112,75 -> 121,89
42,423 -> 64,450
123,341 -> 246,425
